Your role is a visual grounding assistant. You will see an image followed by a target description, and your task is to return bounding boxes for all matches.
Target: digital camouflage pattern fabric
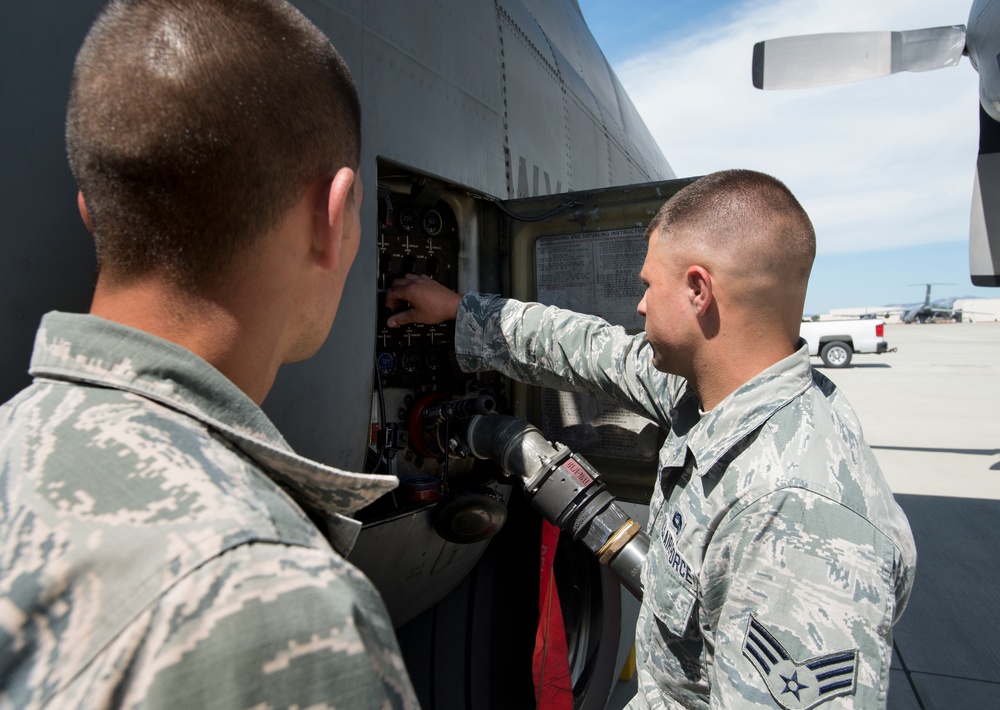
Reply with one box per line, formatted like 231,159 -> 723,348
0,312 -> 419,709
455,293 -> 916,709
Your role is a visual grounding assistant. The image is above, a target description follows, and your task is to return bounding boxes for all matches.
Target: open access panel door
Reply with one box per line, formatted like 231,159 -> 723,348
500,177 -> 697,503
372,167 -> 698,710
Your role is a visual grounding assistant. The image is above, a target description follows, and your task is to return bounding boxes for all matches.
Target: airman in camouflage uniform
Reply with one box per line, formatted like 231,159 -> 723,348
451,293 -> 914,708
0,313 -> 415,708
1,0 -> 418,707
386,170 -> 916,708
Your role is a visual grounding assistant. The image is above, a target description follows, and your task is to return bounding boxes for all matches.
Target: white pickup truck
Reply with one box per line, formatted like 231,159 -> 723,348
799,319 -> 893,368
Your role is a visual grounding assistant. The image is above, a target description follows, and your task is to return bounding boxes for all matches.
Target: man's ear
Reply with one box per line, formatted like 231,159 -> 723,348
77,191 -> 94,233
313,167 -> 356,272
686,265 -> 713,316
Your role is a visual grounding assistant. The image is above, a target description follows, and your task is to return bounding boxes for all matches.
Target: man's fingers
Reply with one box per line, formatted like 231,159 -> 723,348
386,308 -> 423,328
384,273 -> 459,327
386,310 -> 410,328
384,290 -> 406,313
385,281 -> 415,312
389,273 -> 429,293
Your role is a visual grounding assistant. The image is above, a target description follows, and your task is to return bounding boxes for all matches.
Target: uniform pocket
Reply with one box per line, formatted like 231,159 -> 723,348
637,497 -> 709,698
641,553 -> 706,690
643,510 -> 699,640
645,554 -> 698,640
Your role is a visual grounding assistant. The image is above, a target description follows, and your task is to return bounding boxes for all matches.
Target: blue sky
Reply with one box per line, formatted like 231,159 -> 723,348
577,0 -> 996,315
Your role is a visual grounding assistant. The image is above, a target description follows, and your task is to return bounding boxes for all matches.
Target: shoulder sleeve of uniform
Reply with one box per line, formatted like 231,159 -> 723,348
703,488 -> 900,709
98,542 -> 419,710
455,292 -> 678,422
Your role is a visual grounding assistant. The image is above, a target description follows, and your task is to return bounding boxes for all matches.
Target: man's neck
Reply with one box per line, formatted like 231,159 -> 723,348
90,277 -> 282,405
689,331 -> 798,411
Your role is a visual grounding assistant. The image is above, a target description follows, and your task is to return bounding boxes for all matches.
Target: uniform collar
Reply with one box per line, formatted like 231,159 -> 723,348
683,341 -> 813,477
29,312 -> 398,554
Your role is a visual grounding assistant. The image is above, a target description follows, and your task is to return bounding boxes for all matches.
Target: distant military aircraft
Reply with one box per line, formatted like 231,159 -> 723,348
1,1 -> 687,707
751,0 -> 1000,288
900,283 -> 963,323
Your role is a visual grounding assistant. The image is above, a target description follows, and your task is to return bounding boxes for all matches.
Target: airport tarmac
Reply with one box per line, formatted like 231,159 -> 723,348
607,321 -> 1000,709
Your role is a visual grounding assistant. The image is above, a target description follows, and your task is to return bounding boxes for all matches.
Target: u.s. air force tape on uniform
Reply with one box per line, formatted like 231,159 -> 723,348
743,614 -> 858,709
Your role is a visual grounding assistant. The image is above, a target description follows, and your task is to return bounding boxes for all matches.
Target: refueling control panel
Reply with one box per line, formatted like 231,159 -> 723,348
375,186 -> 460,389
366,163 -> 507,544
364,162 -> 690,538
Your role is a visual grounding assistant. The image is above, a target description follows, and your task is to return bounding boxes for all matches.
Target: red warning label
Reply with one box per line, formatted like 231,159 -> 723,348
563,458 -> 593,487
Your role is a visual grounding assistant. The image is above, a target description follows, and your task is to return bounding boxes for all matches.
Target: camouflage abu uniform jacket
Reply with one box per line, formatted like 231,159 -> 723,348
0,312 -> 419,709
455,294 -> 916,710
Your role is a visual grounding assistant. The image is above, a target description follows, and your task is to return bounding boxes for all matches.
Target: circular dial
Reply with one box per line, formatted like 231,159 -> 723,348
376,351 -> 397,374
398,207 -> 418,232
422,209 -> 443,236
424,347 -> 445,372
400,348 -> 421,374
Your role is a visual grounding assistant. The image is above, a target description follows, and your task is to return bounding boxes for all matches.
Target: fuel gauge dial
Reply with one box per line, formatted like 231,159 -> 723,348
398,207 -> 418,232
422,209 -> 443,236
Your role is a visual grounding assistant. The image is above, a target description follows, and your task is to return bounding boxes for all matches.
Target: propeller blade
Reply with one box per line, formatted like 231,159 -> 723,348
970,106 -> 1000,286
966,3 -> 1000,122
752,26 -> 966,90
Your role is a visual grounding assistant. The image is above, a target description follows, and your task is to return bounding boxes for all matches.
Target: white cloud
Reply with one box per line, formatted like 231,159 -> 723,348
616,0 -> 981,255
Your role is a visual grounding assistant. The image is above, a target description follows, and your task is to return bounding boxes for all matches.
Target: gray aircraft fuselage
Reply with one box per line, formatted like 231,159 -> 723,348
1,1 -> 675,703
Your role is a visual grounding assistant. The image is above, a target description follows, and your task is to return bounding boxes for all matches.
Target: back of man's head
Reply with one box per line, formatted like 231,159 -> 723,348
649,169 -> 816,313
67,0 -> 361,291
647,170 -> 816,330
641,171 -> 816,392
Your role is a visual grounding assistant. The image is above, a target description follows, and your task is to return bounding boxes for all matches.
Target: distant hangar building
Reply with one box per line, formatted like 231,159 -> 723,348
955,298 -> 1000,322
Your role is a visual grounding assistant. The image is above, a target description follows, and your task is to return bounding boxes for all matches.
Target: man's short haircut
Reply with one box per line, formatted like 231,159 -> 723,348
66,0 -> 362,289
648,170 -> 816,282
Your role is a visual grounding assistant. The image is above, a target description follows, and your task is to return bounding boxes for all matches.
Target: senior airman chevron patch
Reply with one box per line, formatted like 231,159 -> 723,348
742,614 -> 858,710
